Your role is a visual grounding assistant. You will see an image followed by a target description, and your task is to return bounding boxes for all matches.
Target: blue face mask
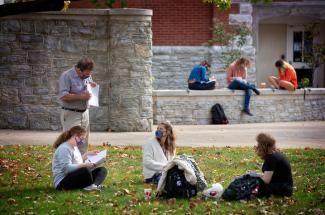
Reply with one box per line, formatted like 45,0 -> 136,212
75,137 -> 85,146
155,130 -> 163,139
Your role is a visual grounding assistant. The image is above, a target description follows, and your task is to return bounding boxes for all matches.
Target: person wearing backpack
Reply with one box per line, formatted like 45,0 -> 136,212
227,58 -> 260,116
254,133 -> 293,197
188,60 -> 216,90
143,122 -> 176,184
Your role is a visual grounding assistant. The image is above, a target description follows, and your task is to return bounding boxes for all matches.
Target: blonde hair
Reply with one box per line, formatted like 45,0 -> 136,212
255,133 -> 277,159
158,121 -> 176,154
53,126 -> 86,149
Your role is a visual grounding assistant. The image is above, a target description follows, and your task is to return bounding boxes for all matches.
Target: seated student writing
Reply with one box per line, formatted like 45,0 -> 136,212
52,126 -> 107,191
227,57 -> 260,116
268,58 -> 298,91
253,133 -> 293,197
188,60 -> 216,90
143,122 -> 176,184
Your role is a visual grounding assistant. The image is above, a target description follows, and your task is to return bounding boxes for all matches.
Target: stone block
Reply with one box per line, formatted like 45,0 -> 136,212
28,51 -> 51,64
70,26 -> 93,37
35,21 -> 50,34
89,107 -> 109,123
2,20 -> 21,32
0,45 -> 11,55
61,39 -> 87,53
229,14 -> 252,25
21,95 -> 40,104
44,36 -> 61,51
7,114 -> 27,129
29,114 -> 50,129
21,21 -> 35,33
88,40 -> 107,52
0,34 -> 16,42
0,88 -> 19,105
240,3 -> 253,14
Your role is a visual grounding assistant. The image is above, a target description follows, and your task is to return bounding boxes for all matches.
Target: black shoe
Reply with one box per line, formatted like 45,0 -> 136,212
252,87 -> 260,95
242,109 -> 253,116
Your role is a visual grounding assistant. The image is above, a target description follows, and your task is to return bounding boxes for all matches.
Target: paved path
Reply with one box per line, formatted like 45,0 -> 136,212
0,121 -> 324,149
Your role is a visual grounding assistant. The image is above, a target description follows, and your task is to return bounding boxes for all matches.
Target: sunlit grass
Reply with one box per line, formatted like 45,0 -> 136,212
0,145 -> 324,214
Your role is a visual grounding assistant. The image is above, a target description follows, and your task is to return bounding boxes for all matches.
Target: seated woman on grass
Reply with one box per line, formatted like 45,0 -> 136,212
143,122 -> 176,184
254,133 -> 293,197
52,126 -> 107,191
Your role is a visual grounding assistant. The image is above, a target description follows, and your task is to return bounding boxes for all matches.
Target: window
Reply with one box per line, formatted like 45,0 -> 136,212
293,31 -> 313,63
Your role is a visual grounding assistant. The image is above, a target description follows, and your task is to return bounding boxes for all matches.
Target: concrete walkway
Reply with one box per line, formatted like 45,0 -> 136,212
0,121 -> 324,149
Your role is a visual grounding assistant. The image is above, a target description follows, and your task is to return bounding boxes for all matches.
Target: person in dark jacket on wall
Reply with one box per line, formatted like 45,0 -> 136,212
188,60 -> 216,90
253,133 -> 293,197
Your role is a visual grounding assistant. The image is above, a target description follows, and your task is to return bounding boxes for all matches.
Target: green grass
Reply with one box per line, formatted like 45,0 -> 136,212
0,145 -> 324,215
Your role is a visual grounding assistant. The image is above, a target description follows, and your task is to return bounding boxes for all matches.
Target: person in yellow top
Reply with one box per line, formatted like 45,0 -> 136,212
268,59 -> 298,91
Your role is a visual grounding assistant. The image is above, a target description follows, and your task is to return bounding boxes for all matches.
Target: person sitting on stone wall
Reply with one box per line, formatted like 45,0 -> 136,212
227,57 -> 260,116
268,58 -> 298,91
143,121 -> 176,184
188,60 -> 216,90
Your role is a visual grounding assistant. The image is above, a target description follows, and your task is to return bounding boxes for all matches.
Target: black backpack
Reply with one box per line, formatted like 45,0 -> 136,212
162,166 -> 197,199
211,103 -> 229,124
222,174 -> 261,201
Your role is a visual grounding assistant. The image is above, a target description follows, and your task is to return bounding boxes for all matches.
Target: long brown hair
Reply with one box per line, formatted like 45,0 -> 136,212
158,122 -> 176,155
255,133 -> 277,159
235,57 -> 250,68
53,126 -> 86,149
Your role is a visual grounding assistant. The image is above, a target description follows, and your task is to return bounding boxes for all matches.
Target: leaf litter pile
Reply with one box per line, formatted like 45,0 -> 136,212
0,145 -> 324,214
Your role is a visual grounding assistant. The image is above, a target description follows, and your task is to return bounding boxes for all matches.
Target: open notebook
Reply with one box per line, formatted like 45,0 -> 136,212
85,150 -> 107,166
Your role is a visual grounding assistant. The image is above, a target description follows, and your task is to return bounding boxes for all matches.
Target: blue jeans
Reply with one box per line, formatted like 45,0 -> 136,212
145,173 -> 162,184
228,79 -> 256,111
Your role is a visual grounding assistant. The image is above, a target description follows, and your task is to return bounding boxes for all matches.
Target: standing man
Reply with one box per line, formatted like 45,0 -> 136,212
58,57 -> 96,154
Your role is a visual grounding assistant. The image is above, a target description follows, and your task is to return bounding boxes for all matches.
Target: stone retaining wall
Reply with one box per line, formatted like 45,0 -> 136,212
153,88 -> 325,125
0,9 -> 153,131
152,45 -> 256,90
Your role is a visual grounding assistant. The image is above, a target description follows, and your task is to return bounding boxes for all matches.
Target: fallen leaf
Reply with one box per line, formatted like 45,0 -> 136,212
7,198 -> 17,205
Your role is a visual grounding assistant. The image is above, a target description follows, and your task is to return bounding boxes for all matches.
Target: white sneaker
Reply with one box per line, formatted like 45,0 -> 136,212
97,185 -> 105,191
203,183 -> 224,199
83,184 -> 99,191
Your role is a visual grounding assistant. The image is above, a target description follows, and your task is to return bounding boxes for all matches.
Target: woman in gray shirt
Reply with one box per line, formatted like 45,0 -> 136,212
52,126 -> 107,191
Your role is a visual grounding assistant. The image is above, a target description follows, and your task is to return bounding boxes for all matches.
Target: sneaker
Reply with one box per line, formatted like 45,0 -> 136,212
252,87 -> 260,95
97,185 -> 105,191
203,183 -> 224,199
242,109 -> 253,116
83,184 -> 99,191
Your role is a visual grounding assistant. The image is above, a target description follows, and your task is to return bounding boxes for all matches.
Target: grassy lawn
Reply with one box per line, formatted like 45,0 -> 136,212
0,145 -> 324,215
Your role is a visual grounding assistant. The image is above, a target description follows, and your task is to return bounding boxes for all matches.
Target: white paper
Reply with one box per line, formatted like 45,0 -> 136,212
85,150 -> 107,166
87,84 -> 99,107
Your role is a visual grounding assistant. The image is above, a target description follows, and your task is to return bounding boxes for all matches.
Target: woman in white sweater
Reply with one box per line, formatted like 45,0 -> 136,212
52,126 -> 107,191
143,122 -> 176,184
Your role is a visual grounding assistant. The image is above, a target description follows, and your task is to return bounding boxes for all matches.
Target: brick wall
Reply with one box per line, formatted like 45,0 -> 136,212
70,0 -> 239,45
